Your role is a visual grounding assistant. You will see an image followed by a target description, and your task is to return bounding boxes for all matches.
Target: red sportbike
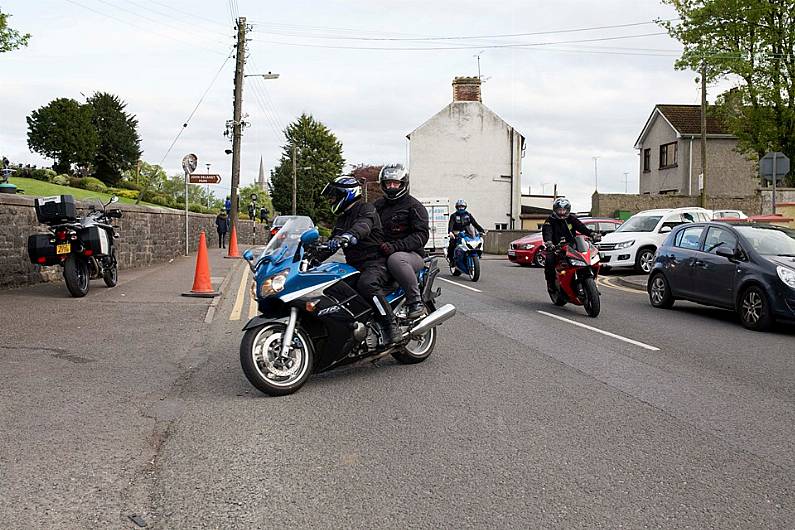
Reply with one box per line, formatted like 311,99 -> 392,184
547,235 -> 602,317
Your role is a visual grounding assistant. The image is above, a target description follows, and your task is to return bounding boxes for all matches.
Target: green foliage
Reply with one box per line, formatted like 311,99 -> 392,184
87,92 -> 142,186
82,176 -> 108,192
15,167 -> 56,182
68,176 -> 84,188
269,114 -> 345,225
109,188 -> 139,200
239,182 -> 274,221
0,8 -> 30,53
51,175 -> 70,186
26,98 -> 98,174
661,0 -> 795,185
117,179 -> 142,191
317,225 -> 332,238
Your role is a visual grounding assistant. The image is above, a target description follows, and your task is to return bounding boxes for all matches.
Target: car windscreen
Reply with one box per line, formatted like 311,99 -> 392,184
615,215 -> 662,233
735,225 -> 795,256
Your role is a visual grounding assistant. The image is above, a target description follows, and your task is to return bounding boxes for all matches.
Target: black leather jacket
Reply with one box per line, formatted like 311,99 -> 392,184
326,200 -> 384,267
374,194 -> 429,255
448,210 -> 484,234
541,214 -> 593,246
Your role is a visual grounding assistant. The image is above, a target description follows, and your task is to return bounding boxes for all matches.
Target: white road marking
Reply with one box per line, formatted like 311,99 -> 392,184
229,267 -> 251,321
597,276 -> 645,295
437,277 -> 483,293
537,310 -> 660,351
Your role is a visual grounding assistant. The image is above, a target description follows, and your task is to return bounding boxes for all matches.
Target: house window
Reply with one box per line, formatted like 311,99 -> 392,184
643,148 -> 651,172
495,223 -> 508,230
659,142 -> 677,169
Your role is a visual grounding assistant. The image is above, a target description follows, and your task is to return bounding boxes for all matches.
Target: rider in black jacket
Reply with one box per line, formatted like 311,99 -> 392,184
447,199 -> 485,265
319,176 -> 401,346
374,164 -> 430,319
541,197 -> 598,293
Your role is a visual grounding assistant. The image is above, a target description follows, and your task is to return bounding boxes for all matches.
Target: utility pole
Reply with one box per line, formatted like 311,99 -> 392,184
230,16 -> 247,231
592,156 -> 599,191
700,60 -> 708,209
291,144 -> 297,215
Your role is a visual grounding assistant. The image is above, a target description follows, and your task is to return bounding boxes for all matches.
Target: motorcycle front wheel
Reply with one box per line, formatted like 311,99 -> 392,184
582,277 -> 601,317
240,322 -> 314,396
468,255 -> 480,282
64,255 -> 90,297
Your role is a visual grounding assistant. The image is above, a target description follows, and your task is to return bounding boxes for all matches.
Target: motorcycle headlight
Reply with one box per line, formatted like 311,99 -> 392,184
569,259 -> 588,267
260,270 -> 289,297
777,266 -> 795,289
615,240 -> 635,249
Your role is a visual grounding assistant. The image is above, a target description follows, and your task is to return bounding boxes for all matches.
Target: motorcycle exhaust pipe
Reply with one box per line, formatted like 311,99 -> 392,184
409,304 -> 456,337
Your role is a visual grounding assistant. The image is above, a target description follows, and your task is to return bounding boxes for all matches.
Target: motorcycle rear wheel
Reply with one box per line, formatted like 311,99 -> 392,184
240,323 -> 314,396
103,247 -> 118,287
582,277 -> 601,317
64,255 -> 90,298
392,307 -> 437,365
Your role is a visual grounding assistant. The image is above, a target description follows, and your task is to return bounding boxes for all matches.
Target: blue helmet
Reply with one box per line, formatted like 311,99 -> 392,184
322,176 -> 362,214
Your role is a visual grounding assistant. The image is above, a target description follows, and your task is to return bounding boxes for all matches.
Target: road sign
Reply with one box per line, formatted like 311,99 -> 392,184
759,151 -> 790,181
188,173 -> 222,184
182,153 -> 198,175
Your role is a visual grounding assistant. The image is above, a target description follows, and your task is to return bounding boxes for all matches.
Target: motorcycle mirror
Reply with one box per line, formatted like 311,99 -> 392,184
242,249 -> 257,272
300,228 -> 320,245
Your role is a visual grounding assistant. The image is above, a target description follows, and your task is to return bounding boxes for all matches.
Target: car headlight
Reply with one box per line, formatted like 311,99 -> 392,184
521,243 -> 535,250
777,266 -> 795,289
615,240 -> 635,249
260,270 -> 289,297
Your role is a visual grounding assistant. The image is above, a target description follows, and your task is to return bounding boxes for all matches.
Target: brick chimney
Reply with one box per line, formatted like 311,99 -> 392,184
452,76 -> 481,102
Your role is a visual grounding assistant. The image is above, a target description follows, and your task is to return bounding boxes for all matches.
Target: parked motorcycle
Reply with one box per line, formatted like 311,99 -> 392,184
547,235 -> 602,317
449,226 -> 484,282
27,195 -> 122,297
240,218 -> 456,396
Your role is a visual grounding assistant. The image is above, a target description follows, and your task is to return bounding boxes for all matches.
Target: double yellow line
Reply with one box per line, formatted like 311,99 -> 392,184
229,265 -> 258,321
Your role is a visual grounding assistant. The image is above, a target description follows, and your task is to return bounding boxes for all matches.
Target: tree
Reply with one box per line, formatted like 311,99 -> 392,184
87,92 -> 142,186
661,0 -> 795,185
239,182 -> 274,220
27,98 -> 98,174
0,9 -> 30,53
350,164 -> 384,203
269,114 -> 345,224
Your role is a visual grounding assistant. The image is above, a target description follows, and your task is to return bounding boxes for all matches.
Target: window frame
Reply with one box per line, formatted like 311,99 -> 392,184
674,225 -> 705,251
703,226 -> 738,254
659,142 -> 678,169
643,148 -> 651,173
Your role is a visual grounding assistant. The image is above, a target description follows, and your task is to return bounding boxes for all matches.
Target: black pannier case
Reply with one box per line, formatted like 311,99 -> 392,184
80,225 -> 112,256
27,234 -> 58,265
35,195 -> 77,224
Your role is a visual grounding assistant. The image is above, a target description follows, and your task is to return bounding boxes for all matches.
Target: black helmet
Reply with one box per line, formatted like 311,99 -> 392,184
379,164 -> 409,201
552,197 -> 571,220
321,176 -> 362,214
455,199 -> 467,211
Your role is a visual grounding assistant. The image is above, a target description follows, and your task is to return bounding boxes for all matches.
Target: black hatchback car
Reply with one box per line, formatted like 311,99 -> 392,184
647,222 -> 795,331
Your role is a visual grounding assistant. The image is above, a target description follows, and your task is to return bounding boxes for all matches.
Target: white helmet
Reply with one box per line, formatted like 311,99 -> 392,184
552,197 -> 571,220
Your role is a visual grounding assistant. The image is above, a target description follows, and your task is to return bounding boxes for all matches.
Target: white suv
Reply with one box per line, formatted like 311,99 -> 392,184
597,207 -> 713,273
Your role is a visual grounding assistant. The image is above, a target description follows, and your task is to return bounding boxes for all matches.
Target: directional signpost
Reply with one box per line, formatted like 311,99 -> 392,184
760,152 -> 790,214
182,154 -> 198,256
188,174 -> 222,185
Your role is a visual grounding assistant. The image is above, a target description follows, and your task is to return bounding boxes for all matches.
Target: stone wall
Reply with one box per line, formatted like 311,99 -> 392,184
484,230 -> 534,254
0,195 -> 264,289
591,191 -> 764,218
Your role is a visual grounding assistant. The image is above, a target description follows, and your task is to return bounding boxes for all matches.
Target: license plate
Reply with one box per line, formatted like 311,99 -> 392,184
56,243 -> 71,254
507,250 -> 516,256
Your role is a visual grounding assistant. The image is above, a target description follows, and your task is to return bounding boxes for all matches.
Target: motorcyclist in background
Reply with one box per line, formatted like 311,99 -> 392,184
319,176 -> 401,346
446,199 -> 485,266
541,197 -> 600,295
374,164 -> 430,319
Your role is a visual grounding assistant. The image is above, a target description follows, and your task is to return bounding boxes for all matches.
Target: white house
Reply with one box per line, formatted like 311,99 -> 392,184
407,77 -> 525,230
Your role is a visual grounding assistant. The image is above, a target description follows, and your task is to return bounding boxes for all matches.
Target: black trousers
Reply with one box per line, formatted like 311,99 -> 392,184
355,259 -> 394,320
217,231 -> 226,248
544,251 -> 558,287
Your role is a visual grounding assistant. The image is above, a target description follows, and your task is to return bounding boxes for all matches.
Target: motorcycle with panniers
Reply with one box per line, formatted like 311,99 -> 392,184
27,194 -> 122,297
239,218 -> 456,396
547,234 -> 602,317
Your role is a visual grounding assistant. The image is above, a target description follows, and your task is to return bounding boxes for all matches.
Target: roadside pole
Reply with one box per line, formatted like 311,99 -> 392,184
230,17 -> 247,235
772,152 -> 777,214
292,145 -> 297,215
700,60 -> 708,209
181,154 -> 198,256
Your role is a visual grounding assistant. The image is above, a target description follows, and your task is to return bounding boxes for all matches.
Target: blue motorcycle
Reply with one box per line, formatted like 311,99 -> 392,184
449,227 -> 484,282
240,218 -> 456,396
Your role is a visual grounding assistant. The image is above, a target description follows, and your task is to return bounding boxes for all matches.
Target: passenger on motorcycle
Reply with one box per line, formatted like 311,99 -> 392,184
319,176 -> 401,346
447,199 -> 485,265
541,197 -> 599,294
374,164 -> 430,320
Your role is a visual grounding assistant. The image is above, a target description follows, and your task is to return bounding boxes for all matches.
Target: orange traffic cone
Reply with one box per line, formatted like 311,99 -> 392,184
224,224 -> 241,259
182,231 -> 220,298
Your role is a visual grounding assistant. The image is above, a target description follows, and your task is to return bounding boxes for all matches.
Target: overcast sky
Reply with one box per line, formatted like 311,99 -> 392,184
1,0 -> 733,211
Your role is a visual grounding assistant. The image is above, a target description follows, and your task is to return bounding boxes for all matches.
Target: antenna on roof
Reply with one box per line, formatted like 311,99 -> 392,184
473,51 -> 491,83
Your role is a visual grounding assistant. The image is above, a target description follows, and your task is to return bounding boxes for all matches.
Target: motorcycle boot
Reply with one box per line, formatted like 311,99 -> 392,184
372,294 -> 402,347
407,301 -> 426,319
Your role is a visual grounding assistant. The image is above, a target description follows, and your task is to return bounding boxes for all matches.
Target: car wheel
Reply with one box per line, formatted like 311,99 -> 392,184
738,286 -> 773,331
648,273 -> 674,309
635,248 -> 655,274
533,252 -> 545,268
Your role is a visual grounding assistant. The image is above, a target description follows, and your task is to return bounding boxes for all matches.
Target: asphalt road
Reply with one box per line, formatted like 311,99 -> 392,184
1,254 -> 793,528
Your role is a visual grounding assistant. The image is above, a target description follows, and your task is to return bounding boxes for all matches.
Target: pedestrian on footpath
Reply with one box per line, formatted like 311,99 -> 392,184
215,209 -> 229,249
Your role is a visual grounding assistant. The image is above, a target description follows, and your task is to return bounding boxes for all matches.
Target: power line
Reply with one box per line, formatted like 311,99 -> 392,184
117,0 -> 231,39
145,0 -> 230,29
158,49 -> 235,166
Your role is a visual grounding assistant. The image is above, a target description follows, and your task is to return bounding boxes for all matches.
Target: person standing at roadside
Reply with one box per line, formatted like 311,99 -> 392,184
215,209 -> 229,249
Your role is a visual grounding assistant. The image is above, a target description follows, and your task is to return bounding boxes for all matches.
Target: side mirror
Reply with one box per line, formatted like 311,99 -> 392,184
300,228 -> 320,245
242,249 -> 256,272
715,245 -> 736,260
659,225 -> 672,234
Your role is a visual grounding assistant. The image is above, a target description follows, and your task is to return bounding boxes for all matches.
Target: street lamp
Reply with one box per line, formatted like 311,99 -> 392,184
244,72 -> 280,80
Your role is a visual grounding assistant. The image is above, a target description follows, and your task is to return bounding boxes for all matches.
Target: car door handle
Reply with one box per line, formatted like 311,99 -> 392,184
694,259 -> 705,268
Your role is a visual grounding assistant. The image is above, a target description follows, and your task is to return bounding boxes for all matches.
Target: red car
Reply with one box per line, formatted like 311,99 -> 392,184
508,217 -> 622,267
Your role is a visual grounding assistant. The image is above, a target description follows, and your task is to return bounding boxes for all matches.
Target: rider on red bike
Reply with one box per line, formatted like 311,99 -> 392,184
541,198 -> 600,295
